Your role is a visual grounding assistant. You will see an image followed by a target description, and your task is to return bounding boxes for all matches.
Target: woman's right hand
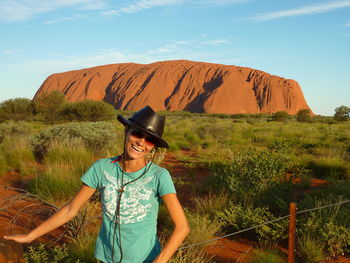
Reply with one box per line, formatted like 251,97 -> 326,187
3,234 -> 33,243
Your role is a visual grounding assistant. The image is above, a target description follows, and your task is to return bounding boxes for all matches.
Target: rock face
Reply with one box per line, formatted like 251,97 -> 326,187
34,60 -> 312,114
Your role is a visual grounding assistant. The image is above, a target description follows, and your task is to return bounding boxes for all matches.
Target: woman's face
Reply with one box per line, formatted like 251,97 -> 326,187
124,127 -> 156,161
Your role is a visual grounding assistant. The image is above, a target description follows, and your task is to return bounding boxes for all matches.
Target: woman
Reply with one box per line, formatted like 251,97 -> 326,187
4,105 -> 190,263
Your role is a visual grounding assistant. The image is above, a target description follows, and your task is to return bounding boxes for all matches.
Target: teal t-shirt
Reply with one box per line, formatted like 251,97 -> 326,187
81,156 -> 176,263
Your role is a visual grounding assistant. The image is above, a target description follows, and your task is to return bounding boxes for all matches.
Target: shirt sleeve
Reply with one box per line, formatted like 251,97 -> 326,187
157,168 -> 176,197
81,160 -> 101,189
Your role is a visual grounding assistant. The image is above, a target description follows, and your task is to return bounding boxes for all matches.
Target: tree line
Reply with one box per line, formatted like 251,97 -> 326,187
0,90 -> 349,123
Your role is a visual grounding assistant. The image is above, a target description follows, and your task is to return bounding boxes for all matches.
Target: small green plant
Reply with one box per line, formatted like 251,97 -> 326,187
29,142 -> 95,202
243,248 -> 286,263
334,105 -> 350,121
212,146 -> 294,204
0,98 -> 34,122
29,121 -> 121,159
191,191 -> 228,218
215,203 -> 287,243
0,120 -> 32,143
185,211 -> 222,248
297,234 -> 327,263
59,100 -> 116,122
169,247 -> 214,263
33,90 -> 66,122
24,243 -> 78,263
296,109 -> 312,122
271,111 -> 289,122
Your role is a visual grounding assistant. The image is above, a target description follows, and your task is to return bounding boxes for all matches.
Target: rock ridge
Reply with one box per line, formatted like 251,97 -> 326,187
34,60 -> 312,114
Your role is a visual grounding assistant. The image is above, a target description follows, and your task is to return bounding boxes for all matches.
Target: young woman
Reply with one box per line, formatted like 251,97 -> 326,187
4,105 -> 190,263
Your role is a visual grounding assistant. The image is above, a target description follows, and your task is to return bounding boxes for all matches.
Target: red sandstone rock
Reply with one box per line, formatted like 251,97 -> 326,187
34,60 -> 312,114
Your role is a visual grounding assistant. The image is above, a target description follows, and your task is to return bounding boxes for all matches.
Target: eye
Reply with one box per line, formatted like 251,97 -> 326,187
130,129 -> 144,138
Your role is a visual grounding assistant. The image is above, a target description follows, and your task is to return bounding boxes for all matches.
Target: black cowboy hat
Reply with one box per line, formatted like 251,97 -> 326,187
117,105 -> 169,148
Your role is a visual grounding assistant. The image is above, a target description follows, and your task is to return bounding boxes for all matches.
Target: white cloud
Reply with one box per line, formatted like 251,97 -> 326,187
346,22 -> 350,26
101,0 -> 183,15
0,0 -> 105,22
246,0 -> 350,21
2,49 -> 23,54
43,14 -> 86,24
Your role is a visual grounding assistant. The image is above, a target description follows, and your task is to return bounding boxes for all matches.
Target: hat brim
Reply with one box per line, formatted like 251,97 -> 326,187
117,115 -> 169,148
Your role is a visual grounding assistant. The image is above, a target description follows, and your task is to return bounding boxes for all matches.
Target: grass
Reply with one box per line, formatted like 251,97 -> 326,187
242,248 -> 286,263
297,234 -> 327,263
0,136 -> 36,176
1,114 -> 350,261
29,141 -> 95,203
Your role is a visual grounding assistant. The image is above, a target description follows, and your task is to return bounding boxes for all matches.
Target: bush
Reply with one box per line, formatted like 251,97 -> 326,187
212,146 -> 294,204
0,98 -> 34,122
29,121 -> 121,159
243,248 -> 286,263
0,121 -> 32,143
191,191 -> 228,219
29,142 -> 95,202
271,111 -> 289,122
296,109 -> 312,122
0,137 -> 36,175
185,211 -> 222,248
334,105 -> 350,121
33,91 -> 66,122
169,247 -> 214,263
59,100 -> 116,122
297,234 -> 327,263
298,196 -> 350,257
215,203 -> 287,243
24,244 -> 78,263
307,157 -> 349,180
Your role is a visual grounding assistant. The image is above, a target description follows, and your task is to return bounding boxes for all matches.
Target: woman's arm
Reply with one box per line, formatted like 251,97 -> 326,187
3,184 -> 96,243
153,193 -> 190,263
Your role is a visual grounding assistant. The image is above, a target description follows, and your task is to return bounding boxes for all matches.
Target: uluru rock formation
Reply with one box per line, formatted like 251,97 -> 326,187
34,60 -> 312,114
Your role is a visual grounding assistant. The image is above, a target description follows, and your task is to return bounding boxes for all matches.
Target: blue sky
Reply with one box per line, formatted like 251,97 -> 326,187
0,0 -> 349,116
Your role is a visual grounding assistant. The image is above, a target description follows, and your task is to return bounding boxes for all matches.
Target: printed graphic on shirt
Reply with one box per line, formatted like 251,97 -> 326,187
102,170 -> 154,224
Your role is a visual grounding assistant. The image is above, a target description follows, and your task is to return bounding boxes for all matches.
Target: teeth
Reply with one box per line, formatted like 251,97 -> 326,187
132,145 -> 144,152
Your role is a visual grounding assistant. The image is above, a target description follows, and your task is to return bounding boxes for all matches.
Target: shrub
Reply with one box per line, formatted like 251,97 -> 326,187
215,203 -> 287,243
297,234 -> 327,263
0,98 -> 34,122
212,146 -> 294,204
191,191 -> 228,219
0,121 -> 32,142
169,247 -> 214,263
298,196 -> 350,257
33,90 -> 66,122
29,121 -> 121,159
59,100 -> 116,122
24,244 -> 78,263
271,111 -> 289,122
185,211 -> 222,248
0,137 -> 36,175
307,157 -> 349,180
296,109 -> 312,122
243,248 -> 286,263
29,142 -> 95,202
334,105 -> 350,121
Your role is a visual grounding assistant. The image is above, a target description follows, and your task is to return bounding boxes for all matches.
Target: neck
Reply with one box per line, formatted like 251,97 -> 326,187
119,155 -> 147,172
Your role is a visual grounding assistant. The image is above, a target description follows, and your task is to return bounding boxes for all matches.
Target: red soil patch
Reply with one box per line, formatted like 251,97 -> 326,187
0,172 -> 66,245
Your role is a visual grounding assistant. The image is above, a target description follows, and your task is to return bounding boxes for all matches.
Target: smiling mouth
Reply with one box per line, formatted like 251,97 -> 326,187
131,144 -> 144,153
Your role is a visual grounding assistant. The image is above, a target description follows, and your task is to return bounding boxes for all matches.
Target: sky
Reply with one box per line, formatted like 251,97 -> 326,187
0,0 -> 349,116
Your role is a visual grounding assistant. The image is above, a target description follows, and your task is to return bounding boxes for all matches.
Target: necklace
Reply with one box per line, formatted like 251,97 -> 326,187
112,155 -> 154,263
